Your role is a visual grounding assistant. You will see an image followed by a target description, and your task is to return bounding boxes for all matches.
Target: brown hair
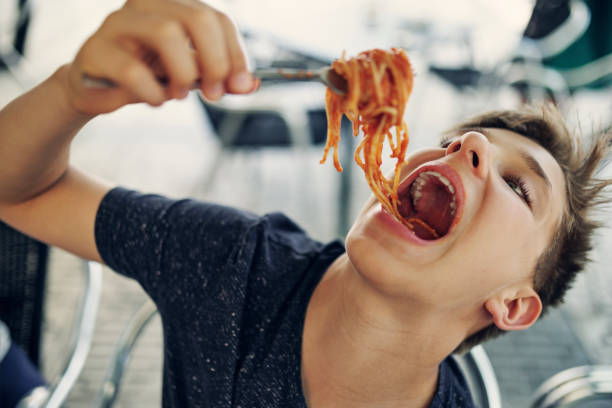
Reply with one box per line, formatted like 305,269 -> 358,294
448,104 -> 612,354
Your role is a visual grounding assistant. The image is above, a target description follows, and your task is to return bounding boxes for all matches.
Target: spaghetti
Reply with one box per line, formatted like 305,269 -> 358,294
320,48 -> 437,237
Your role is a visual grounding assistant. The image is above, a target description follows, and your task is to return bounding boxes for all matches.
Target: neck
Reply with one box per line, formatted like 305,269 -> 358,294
301,254 -> 470,408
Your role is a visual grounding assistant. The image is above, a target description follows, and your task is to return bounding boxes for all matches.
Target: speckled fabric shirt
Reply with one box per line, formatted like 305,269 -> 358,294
95,187 -> 476,408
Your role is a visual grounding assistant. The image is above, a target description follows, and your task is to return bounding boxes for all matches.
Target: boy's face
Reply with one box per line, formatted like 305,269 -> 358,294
345,128 -> 566,311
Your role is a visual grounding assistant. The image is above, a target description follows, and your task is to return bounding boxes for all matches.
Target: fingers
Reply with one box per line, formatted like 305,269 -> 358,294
103,9 -> 199,99
92,41 -> 166,104
218,14 -> 258,94
132,0 -> 257,99
184,8 -> 232,99
68,0 -> 259,115
69,37 -> 167,114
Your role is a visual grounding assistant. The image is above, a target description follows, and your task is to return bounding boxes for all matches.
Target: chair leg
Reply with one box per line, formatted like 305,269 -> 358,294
14,0 -> 32,56
44,261 -> 103,408
199,112 -> 249,194
281,107 -> 313,222
95,300 -> 158,408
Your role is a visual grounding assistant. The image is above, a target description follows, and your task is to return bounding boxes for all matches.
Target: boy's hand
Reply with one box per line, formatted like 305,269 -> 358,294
64,0 -> 257,115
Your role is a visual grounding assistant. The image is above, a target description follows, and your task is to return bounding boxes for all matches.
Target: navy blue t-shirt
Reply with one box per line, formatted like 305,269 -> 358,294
95,187 -> 475,407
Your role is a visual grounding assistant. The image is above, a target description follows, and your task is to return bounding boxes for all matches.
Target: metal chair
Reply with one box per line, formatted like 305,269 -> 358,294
500,0 -> 611,102
196,29 -> 359,237
199,81 -> 328,189
530,365 -> 612,407
453,346 -> 503,408
430,1 -> 611,110
197,29 -> 332,188
0,221 -> 103,407
199,84 -> 356,237
96,299 -> 158,408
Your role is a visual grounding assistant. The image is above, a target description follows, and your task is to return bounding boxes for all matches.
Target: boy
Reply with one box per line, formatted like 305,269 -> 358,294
0,0 -> 610,406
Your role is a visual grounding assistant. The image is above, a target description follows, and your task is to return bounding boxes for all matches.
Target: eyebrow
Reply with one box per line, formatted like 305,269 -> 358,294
520,149 -> 552,190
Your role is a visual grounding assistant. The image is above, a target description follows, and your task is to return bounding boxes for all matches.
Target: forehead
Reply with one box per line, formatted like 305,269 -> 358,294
482,127 -> 563,182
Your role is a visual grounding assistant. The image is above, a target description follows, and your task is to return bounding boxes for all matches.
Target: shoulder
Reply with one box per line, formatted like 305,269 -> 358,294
260,212 -> 325,255
244,211 -> 344,282
95,187 -> 262,255
94,187 -> 263,290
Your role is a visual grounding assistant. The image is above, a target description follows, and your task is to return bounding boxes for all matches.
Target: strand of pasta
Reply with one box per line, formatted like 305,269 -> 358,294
320,48 -> 439,238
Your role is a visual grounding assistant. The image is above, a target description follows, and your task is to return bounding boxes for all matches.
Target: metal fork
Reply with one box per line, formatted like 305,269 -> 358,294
81,66 -> 347,95
253,67 -> 347,95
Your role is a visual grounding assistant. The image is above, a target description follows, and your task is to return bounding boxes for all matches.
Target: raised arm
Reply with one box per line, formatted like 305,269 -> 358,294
0,0 -> 257,262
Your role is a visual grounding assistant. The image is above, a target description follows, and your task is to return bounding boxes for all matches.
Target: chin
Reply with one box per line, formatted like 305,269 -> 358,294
344,224 -> 444,299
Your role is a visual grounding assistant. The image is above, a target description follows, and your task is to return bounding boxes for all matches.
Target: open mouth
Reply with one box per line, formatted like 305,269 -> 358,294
395,166 -> 461,240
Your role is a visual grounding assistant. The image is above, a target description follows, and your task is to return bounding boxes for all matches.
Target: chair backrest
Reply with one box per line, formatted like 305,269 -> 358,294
199,90 -> 328,148
0,221 -> 104,407
0,221 -> 48,368
198,29 -> 331,149
452,345 -> 503,408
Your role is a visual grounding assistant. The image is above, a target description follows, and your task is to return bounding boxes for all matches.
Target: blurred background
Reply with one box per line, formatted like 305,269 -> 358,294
1,0 -> 611,406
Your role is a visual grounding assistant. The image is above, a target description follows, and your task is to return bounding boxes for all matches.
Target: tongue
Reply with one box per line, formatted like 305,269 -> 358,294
411,221 -> 439,240
411,180 -> 455,239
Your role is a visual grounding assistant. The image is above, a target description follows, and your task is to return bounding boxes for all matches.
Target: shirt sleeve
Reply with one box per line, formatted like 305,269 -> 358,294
94,187 -> 260,305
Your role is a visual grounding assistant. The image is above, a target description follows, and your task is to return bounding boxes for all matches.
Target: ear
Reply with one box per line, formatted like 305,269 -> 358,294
484,287 -> 542,331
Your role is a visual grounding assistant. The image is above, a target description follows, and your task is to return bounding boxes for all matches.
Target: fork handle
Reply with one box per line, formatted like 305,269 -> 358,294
81,73 -> 194,89
252,67 -> 321,81
82,67 -> 323,89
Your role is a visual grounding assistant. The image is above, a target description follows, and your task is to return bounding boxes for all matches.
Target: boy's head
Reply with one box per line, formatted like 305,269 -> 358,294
344,103 -> 610,353
448,104 -> 612,353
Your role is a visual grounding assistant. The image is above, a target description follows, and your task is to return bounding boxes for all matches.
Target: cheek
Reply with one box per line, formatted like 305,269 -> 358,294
470,193 -> 540,274
483,183 -> 532,234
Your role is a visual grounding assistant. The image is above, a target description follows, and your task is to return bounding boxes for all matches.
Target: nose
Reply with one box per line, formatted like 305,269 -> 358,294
445,131 -> 489,180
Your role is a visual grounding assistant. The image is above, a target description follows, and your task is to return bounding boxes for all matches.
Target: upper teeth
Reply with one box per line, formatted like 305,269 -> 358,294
410,171 -> 457,214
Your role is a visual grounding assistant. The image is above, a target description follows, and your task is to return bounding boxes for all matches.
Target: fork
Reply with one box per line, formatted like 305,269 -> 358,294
81,66 -> 347,95
252,67 -> 347,95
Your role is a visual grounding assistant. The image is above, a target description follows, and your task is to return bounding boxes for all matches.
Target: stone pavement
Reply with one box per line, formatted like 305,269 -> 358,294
2,0 -> 612,406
